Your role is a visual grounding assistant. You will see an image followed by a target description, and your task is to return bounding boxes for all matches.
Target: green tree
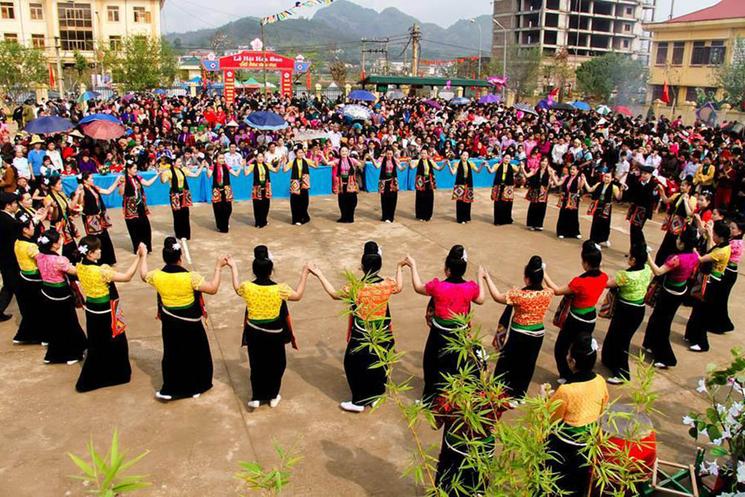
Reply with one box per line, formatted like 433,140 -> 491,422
103,36 -> 177,91
715,37 -> 745,108
0,41 -> 47,99
328,59 -> 348,89
575,52 -> 648,103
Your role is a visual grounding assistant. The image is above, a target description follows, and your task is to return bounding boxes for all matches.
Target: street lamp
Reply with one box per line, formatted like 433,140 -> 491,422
469,18 -> 482,80
492,18 -> 508,100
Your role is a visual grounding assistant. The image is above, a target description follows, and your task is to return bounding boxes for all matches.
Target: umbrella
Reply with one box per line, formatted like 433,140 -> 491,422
294,130 -> 332,141
478,94 -> 500,105
571,101 -> 591,111
385,90 -> 405,100
536,99 -> 551,110
80,121 -> 125,140
596,105 -> 612,115
78,90 -> 101,102
450,97 -> 471,106
613,105 -> 633,117
79,113 -> 122,125
551,102 -> 575,111
153,89 -> 167,95
226,120 -> 239,127
24,116 -> 73,134
245,111 -> 288,131
424,99 -> 443,110
439,91 -> 455,101
513,103 -> 537,116
342,104 -> 372,121
348,89 -> 376,102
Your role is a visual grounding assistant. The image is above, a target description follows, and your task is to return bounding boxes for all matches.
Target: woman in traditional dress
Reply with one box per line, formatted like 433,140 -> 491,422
685,221 -> 732,352
543,335 -> 608,497
36,229 -> 87,364
159,157 -> 204,240
482,256 -> 553,399
585,172 -> 623,247
544,241 -> 608,382
601,243 -> 654,383
246,151 -> 279,228
284,147 -> 318,226
12,213 -> 45,345
402,246 -> 485,405
487,154 -> 520,226
523,157 -> 552,231
372,147 -> 406,223
73,171 -> 120,265
411,147 -> 443,222
17,191 -> 43,239
717,217 -> 744,334
44,176 -> 81,262
448,151 -> 482,224
141,237 -> 226,400
311,241 -> 404,412
207,153 -> 241,233
655,178 -> 696,266
554,165 -> 585,239
641,228 -> 700,369
118,161 -> 157,253
75,236 -> 146,392
329,146 -> 362,223
227,246 -> 309,408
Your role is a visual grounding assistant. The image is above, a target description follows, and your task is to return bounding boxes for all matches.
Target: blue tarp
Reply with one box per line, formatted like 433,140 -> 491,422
62,159 -> 500,209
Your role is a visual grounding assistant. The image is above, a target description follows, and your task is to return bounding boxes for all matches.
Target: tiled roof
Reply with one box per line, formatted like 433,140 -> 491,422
667,0 -> 745,23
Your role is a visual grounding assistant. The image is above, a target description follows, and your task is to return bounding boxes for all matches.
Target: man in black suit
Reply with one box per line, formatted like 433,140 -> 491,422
0,192 -> 20,321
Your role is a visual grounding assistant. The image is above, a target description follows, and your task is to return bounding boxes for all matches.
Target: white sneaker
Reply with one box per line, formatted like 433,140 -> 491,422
689,345 -> 703,352
606,376 -> 625,385
192,393 -> 201,399
384,220 -> 392,224
41,342 -> 48,347
269,395 -> 281,408
43,359 -> 51,364
155,391 -> 173,401
66,359 -> 79,365
247,400 -> 260,408
294,222 -> 301,226
12,339 -> 21,344
575,235 -> 582,239
653,362 -> 669,369
536,227 -> 544,231
340,401 -> 365,413
557,378 -> 567,385
558,235 -> 565,239
603,241 -> 611,248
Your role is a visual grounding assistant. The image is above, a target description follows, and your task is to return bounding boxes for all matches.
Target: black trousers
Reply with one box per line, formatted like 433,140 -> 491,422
601,300 -> 646,380
172,207 -> 191,240
0,262 -> 18,314
337,192 -> 357,223
456,201 -> 471,223
253,199 -> 270,228
493,329 -> 544,398
555,311 -> 596,379
590,213 -> 611,244
380,191 -> 398,222
643,284 -> 685,367
212,201 -> 232,233
526,202 -> 547,229
685,276 -> 723,351
556,208 -> 580,238
493,201 -> 514,225
125,215 -> 152,253
345,326 -> 393,405
290,190 -> 310,225
717,267 -> 738,333
245,327 -> 286,401
415,189 -> 434,221
547,432 -> 591,497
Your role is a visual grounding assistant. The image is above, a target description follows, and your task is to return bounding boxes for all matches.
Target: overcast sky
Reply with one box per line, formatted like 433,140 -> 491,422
162,0 -> 721,33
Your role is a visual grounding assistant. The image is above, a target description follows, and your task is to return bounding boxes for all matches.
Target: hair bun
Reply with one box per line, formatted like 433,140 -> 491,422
448,245 -> 465,260
528,255 -> 543,273
364,241 -> 379,256
254,245 -> 270,260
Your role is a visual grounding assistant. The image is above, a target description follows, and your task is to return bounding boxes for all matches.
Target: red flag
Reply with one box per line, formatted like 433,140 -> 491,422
48,65 -> 55,88
548,87 -> 560,99
662,82 -> 670,104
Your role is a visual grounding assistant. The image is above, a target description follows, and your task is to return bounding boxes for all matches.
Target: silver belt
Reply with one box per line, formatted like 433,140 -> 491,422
84,305 -> 111,315
568,311 -> 597,324
246,320 -> 282,334
161,306 -> 203,323
41,289 -> 71,301
19,273 -> 41,282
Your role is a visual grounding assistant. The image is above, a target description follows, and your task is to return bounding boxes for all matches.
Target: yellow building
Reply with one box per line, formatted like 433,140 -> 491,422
0,0 -> 163,92
644,0 -> 745,106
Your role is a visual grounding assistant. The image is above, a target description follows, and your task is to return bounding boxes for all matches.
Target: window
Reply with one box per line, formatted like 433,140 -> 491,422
107,6 -> 119,22
31,34 -> 45,48
691,40 -> 726,65
672,42 -> 685,65
58,3 -> 93,51
133,7 -> 151,23
625,7 -> 633,15
655,42 -> 668,65
1,2 -> 14,19
691,41 -> 708,65
710,40 -> 726,65
623,39 -> 629,49
109,36 -> 122,50
4,33 -> 17,43
30,3 -> 43,20
623,23 -> 631,32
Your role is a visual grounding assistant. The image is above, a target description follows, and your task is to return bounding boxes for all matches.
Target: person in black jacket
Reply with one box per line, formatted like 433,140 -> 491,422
0,192 -> 20,321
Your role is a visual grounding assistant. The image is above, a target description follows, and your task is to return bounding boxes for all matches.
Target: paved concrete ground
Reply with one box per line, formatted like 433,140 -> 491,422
1,189 -> 742,497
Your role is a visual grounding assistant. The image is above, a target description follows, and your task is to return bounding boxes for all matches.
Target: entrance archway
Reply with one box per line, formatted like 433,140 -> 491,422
218,51 -> 295,104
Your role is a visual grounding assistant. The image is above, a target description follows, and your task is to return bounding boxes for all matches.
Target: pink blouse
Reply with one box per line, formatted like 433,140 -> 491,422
424,278 -> 479,321
665,252 -> 699,283
729,239 -> 743,266
36,253 -> 72,284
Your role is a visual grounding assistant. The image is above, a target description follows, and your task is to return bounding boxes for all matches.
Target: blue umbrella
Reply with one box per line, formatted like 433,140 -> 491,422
79,113 -> 122,125
79,90 -> 101,102
342,104 -> 372,121
450,97 -> 471,106
536,99 -> 551,110
153,89 -> 167,95
348,89 -> 377,102
571,101 -> 591,111
24,116 -> 73,134
245,111 -> 288,131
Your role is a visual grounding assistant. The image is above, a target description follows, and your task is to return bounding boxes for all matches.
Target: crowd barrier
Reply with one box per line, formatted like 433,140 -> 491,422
61,159 -> 501,209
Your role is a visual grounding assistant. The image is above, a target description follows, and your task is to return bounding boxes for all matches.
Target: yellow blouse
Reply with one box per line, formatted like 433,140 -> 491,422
162,168 -> 186,189
14,240 -> 39,273
76,263 -> 115,299
146,270 -> 205,308
237,282 -> 292,321
710,245 -> 732,275
550,375 -> 609,427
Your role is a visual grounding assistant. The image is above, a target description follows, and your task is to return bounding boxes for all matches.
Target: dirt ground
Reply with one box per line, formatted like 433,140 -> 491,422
1,189 -> 742,497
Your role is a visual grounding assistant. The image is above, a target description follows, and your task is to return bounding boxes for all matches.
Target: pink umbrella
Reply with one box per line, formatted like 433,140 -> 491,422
613,105 -> 633,117
80,121 -> 125,140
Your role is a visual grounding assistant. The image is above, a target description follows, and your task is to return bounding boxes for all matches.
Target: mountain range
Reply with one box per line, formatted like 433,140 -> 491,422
166,0 -> 493,62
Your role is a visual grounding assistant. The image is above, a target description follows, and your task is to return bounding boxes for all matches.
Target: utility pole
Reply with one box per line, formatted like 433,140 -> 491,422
361,38 -> 390,78
669,0 -> 675,20
410,24 -> 421,77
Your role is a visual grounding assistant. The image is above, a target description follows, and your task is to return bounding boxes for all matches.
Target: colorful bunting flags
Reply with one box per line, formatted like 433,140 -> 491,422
261,0 -> 335,25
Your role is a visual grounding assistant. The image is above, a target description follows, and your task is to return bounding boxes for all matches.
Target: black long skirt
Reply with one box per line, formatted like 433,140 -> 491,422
13,272 -> 44,344
159,304 -> 213,398
556,208 -> 580,238
415,190 -> 434,221
555,310 -> 596,379
345,321 -> 393,405
685,276 -> 723,352
655,231 -> 678,267
212,201 -> 232,233
422,322 -> 471,405
253,199 -> 270,228
526,202 -> 547,229
76,300 -> 131,392
493,200 -> 513,225
338,192 -> 357,223
41,284 -> 87,363
124,211 -> 152,253
244,324 -> 286,402
493,328 -> 544,399
172,207 -> 191,240
436,426 -> 493,496
97,230 -> 117,265
711,267 -> 737,333
456,201 -> 472,223
547,431 -> 591,497
642,283 -> 686,367
290,190 -> 310,225
601,300 -> 646,380
589,212 -> 611,244
381,190 -> 398,222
